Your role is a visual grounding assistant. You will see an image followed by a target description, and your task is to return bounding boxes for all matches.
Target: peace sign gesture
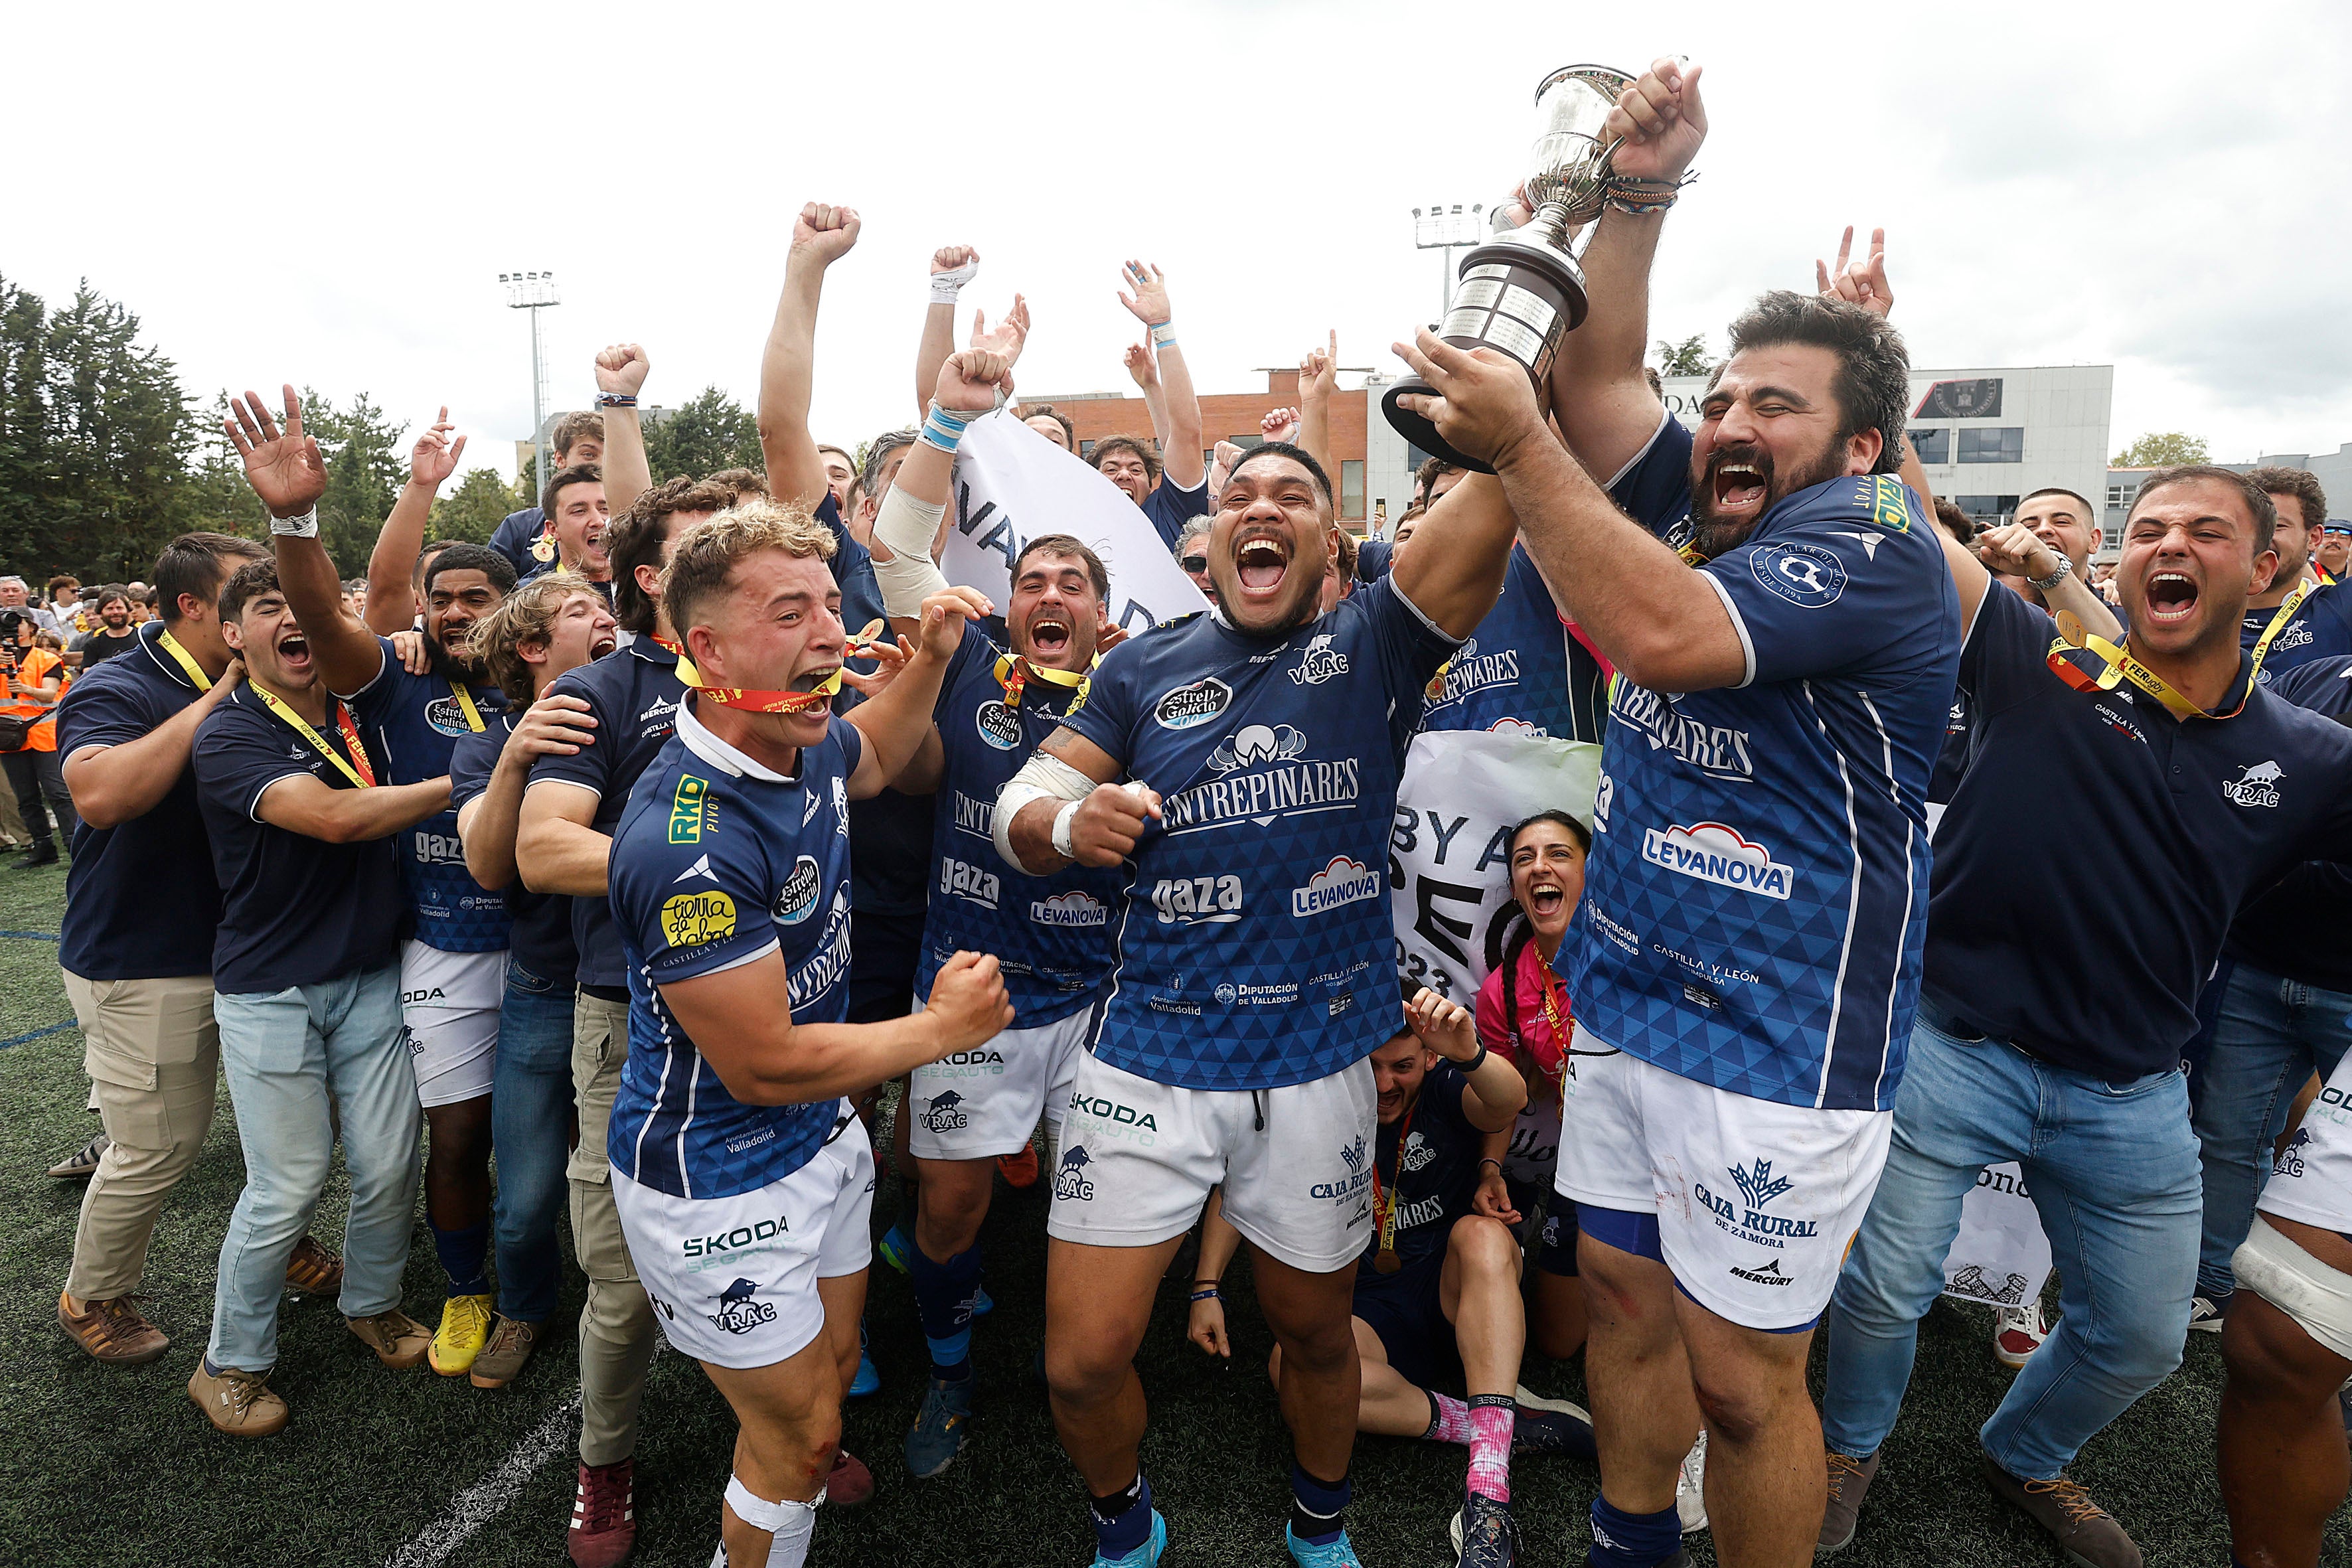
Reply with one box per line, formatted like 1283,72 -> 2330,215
1816,226 -> 1893,318
409,406 -> 467,490
224,384 -> 328,520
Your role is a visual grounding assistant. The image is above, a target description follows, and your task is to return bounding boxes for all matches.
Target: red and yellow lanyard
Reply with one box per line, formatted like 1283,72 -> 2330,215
251,683 -> 376,788
992,652 -> 1093,709
655,623 -> 890,715
2046,580 -> 2306,722
1368,1097 -> 1421,1275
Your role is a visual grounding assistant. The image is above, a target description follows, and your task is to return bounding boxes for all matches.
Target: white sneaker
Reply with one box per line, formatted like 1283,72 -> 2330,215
2187,1295 -> 2226,1333
1676,1429 -> 1708,1533
1993,1300 -> 2047,1370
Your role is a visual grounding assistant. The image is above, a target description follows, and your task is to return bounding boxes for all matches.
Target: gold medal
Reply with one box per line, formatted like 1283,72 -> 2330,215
530,528 -> 558,563
1373,1248 -> 1401,1275
2055,609 -> 2084,649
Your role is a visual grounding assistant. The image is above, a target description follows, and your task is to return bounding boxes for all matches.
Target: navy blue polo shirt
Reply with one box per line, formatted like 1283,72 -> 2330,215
1141,474 -> 1212,550
813,491 -> 886,637
2223,656 -> 2352,992
1926,588 -> 2352,1079
56,623 -> 222,980
2243,580 -> 2352,682
1354,1063 -> 1484,1285
490,506 -> 548,580
193,686 -> 408,994
452,713 -> 577,986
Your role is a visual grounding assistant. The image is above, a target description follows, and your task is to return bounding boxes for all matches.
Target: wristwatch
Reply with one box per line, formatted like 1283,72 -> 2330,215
2027,556 -> 2073,593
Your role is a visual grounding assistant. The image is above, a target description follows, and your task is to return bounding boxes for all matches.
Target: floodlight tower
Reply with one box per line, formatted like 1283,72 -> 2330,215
500,270 -> 562,491
1409,203 -> 1486,322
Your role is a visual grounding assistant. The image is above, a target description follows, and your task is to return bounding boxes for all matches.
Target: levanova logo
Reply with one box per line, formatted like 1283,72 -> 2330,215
1291,856 -> 1380,917
1642,821 -> 1793,900
1031,890 -> 1109,927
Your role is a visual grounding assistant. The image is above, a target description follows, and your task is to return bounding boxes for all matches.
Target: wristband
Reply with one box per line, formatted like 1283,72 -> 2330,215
595,392 -> 637,409
1190,1287 -> 1219,1303
1459,1043 -> 1490,1074
1478,1158 -> 1504,1174
1051,799 -> 1080,861
1149,320 -> 1177,351
269,507 -> 319,538
1603,173 -> 1696,216
930,260 -> 979,305
920,400 -> 977,456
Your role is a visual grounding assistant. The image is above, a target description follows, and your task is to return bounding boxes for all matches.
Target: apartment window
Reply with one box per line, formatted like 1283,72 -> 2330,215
2107,483 -> 2138,505
1956,494 -> 2021,522
1079,439 -> 1095,461
1342,460 -> 1365,520
1957,427 -> 2024,463
1907,428 -> 1950,465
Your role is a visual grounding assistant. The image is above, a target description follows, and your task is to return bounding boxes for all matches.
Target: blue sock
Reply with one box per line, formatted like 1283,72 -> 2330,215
1088,1471 -> 1152,1559
908,1241 -> 982,1381
1289,1462 -> 1350,1546
430,1219 -> 490,1296
1589,1495 -> 1682,1568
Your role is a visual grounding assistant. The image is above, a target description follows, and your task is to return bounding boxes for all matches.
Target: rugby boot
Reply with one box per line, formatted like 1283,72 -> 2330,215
1818,1449 -> 1881,1553
58,1290 -> 168,1364
189,1360 -> 289,1437
1285,1523 -> 1365,1567
905,1375 -> 975,1477
878,1217 -> 913,1275
848,1319 -> 881,1397
284,1233 -> 344,1295
1452,1489 -> 1519,1567
429,1291 -> 494,1375
1677,1429 -> 1709,1532
1091,1510 -> 1168,1567
1510,1385 -> 1596,1456
827,1448 -> 875,1507
1981,1456 -> 2142,1568
348,1307 -> 433,1370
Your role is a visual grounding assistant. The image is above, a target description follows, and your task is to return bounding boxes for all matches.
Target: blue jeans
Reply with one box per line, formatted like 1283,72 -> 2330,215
491,958 -> 576,1323
1821,1013 -> 2200,1480
2192,960 -> 2352,1300
208,966 -> 419,1373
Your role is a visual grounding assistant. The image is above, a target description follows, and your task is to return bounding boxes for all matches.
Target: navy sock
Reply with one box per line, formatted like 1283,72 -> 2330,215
1289,1462 -> 1350,1546
1589,1495 -> 1682,1568
1088,1471 -> 1152,1559
908,1241 -> 983,1380
430,1219 -> 491,1296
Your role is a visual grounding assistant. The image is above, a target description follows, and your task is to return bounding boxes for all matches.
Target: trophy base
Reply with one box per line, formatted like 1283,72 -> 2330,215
1381,234 -> 1589,475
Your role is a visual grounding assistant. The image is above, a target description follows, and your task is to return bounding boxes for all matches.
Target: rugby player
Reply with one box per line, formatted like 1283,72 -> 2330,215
489,410 -> 606,579
866,340 -> 1129,1477
995,416 -> 1519,1565
526,462 -> 615,593
2239,467 -> 2347,677
603,504 -> 1008,1568
249,392 -> 525,1381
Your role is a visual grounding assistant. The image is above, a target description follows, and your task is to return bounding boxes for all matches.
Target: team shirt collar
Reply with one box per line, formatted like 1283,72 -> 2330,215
674,700 -> 803,785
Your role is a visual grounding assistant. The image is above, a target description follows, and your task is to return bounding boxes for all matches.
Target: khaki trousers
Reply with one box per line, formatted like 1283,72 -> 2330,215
570,990 -> 655,1466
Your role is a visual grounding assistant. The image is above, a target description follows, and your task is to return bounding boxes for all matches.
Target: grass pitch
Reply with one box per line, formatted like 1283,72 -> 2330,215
0,856 -> 2339,1566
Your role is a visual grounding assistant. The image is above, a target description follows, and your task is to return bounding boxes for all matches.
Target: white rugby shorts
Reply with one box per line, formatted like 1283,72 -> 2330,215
1046,1052 -> 1376,1274
611,1105 -> 874,1370
400,941 -> 505,1109
1557,1038 -> 1891,1331
908,991 -> 1102,1161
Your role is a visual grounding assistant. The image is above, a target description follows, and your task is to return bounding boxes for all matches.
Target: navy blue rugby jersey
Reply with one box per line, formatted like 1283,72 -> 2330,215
2244,580 -> 2352,684
451,714 -> 576,984
56,623 -> 222,980
529,639 -> 690,988
607,705 -> 862,1199
1056,576 -> 1460,1090
1575,415 -> 1961,1112
919,621 -> 1122,1024
346,635 -> 511,953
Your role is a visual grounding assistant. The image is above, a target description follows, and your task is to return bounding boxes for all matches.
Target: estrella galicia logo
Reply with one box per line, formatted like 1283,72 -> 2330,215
1730,1158 -> 1796,1211
1751,541 -> 1847,608
1729,1257 -> 1794,1287
708,1277 -> 778,1335
773,855 -> 822,924
424,694 -> 475,738
1153,676 -> 1233,731
2276,1127 -> 2310,1179
2223,759 -> 2284,809
919,1091 -> 969,1133
1289,633 -> 1350,686
975,700 -> 1023,751
1054,1144 -> 1097,1201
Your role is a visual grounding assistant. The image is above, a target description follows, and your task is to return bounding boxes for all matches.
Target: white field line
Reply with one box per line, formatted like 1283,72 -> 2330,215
380,1390 -> 581,1568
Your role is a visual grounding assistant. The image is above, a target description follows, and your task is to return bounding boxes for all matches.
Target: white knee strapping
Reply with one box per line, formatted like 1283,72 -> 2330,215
720,1474 -> 819,1568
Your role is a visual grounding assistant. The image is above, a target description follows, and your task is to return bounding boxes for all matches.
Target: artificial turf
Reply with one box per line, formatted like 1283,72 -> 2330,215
0,854 -> 2341,1567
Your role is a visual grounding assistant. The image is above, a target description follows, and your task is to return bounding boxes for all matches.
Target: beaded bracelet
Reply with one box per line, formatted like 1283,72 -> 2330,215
595,392 -> 639,409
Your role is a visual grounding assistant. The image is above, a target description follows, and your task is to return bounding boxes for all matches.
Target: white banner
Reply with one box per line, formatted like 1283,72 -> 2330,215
1389,728 -> 1603,1004
944,412 -> 1210,631
1938,1162 -> 2053,1308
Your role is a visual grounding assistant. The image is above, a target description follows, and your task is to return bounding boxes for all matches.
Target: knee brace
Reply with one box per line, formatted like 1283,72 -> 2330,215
724,1474 -> 819,1566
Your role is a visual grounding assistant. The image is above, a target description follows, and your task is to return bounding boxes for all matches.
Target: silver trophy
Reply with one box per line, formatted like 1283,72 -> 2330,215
1384,64 -> 1634,473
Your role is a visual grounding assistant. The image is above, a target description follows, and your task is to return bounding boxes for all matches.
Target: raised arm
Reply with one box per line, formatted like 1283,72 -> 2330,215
1120,261 -> 1202,489
872,337 -> 1026,635
1543,57 -> 1708,481
225,386 -> 384,696
256,771 -> 449,845
364,406 -> 465,634
912,246 -> 979,418
1407,988 -> 1528,1132
1296,330 -> 1338,479
757,202 -> 860,509
593,345 -> 654,514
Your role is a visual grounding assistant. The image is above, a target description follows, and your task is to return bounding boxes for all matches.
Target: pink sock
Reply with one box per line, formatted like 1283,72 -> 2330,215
1424,1391 -> 1473,1445
1466,1395 -> 1514,1503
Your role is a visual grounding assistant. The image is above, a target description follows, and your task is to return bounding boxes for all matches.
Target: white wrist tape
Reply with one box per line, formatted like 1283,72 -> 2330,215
994,751 -> 1097,871
870,484 -> 950,619
1052,800 -> 1081,862
270,507 -> 319,538
930,259 -> 979,305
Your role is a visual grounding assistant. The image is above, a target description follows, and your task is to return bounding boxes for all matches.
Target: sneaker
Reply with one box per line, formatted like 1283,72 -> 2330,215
58,1290 -> 169,1364
347,1307 -> 432,1370
1452,1490 -> 1518,1567
1510,1384 -> 1597,1456
2187,1294 -> 2227,1333
1284,1523 -> 1364,1567
429,1293 -> 495,1375
973,1283 -> 994,1319
905,1375 -> 974,1477
284,1234 -> 344,1295
188,1360 -> 289,1437
46,1133 -> 109,1180
1676,1429 -> 1709,1533
471,1314 -> 541,1388
827,1447 -> 874,1507
1980,1456 -> 2143,1568
1093,1510 -> 1168,1567
848,1321 -> 881,1397
568,1457 -> 635,1568
998,1144 -> 1041,1189
878,1219 -> 912,1275
1994,1299 -> 2048,1369
1819,1449 -> 1881,1554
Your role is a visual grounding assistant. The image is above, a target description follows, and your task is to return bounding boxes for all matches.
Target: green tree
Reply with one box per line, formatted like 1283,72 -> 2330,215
1654,333 -> 1713,377
431,467 -> 523,545
303,389 -> 407,576
641,387 -> 763,481
2111,431 -> 2209,467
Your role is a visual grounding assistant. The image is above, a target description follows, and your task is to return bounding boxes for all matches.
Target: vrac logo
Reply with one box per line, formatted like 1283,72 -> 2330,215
1153,676 -> 1233,730
1289,633 -> 1350,686
1291,856 -> 1380,917
2223,759 -> 2284,809
1642,822 -> 1794,900
1054,1145 -> 1097,1201
708,1277 -> 779,1335
917,1091 -> 969,1133
2276,1127 -> 2311,1179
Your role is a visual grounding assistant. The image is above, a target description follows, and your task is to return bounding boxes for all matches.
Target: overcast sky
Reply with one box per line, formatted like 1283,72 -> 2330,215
13,1 -> 2349,483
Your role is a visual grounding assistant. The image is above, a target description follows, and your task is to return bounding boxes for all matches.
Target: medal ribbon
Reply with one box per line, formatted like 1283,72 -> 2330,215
1536,951 -> 1571,1036
250,682 -> 376,788
155,628 -> 212,689
2045,578 -> 2306,723
1368,1097 -> 1421,1270
992,652 -> 1092,710
449,681 -> 485,733
657,623 -> 891,715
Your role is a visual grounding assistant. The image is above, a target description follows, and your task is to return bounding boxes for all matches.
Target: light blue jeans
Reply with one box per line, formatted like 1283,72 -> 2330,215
1821,1010 -> 2201,1480
2191,959 -> 2352,1300
208,966 -> 420,1373
491,958 -> 576,1324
